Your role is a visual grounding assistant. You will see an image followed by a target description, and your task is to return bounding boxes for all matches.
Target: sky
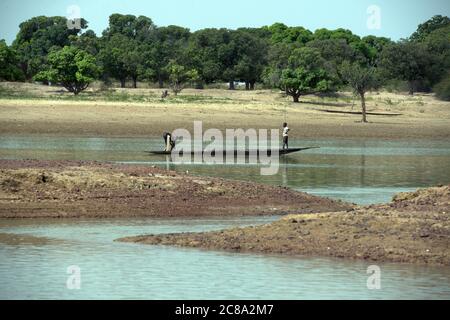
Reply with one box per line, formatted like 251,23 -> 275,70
1,0 -> 449,44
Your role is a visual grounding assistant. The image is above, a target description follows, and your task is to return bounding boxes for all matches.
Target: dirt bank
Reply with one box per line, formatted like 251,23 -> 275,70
0,233 -> 62,246
0,159 -> 352,218
118,186 -> 450,266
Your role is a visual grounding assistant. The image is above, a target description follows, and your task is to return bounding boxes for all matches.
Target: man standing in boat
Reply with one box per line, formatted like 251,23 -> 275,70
163,132 -> 175,152
282,123 -> 290,150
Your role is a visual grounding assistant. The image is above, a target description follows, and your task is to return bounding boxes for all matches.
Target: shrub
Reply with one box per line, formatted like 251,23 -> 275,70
433,74 -> 450,101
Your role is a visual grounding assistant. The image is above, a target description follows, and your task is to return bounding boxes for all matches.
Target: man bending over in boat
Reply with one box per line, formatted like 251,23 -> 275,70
163,132 -> 175,152
282,123 -> 290,150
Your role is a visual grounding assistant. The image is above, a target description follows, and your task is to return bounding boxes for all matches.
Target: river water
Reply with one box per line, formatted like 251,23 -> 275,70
0,136 -> 449,299
1,136 -> 450,204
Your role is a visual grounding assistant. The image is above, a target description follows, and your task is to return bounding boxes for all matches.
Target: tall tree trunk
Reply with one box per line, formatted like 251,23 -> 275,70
21,62 -> 30,80
132,76 -> 137,88
245,81 -> 250,90
360,92 -> 368,123
120,78 -> 126,88
250,81 -> 255,90
229,81 -> 235,90
408,81 -> 414,95
292,93 -> 300,103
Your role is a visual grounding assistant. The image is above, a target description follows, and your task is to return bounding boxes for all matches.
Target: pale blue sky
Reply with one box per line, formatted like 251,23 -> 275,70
1,0 -> 449,44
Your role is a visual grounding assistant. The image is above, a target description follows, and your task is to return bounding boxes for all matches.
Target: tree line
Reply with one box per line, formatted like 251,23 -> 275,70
1,14 -> 449,109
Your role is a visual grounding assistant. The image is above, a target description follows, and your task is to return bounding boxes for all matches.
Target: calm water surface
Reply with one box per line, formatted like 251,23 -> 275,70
1,136 -> 449,204
0,136 -> 449,299
1,217 -> 449,300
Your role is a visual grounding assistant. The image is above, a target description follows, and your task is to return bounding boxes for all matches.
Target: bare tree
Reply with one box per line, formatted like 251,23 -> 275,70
342,62 -> 380,123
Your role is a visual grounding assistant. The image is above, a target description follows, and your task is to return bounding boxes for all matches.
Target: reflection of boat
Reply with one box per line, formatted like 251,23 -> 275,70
318,109 -> 402,116
147,147 -> 319,156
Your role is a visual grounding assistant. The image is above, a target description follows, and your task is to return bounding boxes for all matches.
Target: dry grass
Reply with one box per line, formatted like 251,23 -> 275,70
0,82 -> 449,139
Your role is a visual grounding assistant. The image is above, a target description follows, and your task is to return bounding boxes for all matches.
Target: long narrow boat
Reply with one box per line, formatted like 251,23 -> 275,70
318,109 -> 403,116
147,147 -> 319,156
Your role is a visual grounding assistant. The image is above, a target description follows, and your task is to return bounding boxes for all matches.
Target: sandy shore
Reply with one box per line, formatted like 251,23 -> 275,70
0,159 -> 352,218
118,186 -> 450,266
1,83 -> 450,139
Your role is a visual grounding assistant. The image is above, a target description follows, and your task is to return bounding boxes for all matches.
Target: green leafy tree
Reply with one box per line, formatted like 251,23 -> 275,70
187,28 -> 230,86
148,25 -> 191,87
0,40 -> 24,81
12,16 -> 87,79
411,15 -> 450,42
124,42 -> 147,88
69,30 -> 100,56
267,23 -> 312,45
405,15 -> 450,90
100,14 -> 158,87
361,36 -> 392,62
278,47 -> 335,102
342,61 -> 380,122
422,25 -> 450,86
218,31 -> 241,89
34,46 -> 100,95
102,14 -> 156,41
280,68 -> 332,102
267,23 -> 289,43
98,34 -> 134,87
232,30 -> 268,90
307,38 -> 359,84
165,60 -> 199,95
433,73 -> 450,101
380,41 -> 432,95
142,41 -> 169,87
188,28 -> 241,89
313,28 -> 360,44
8,13 -> 450,95
262,41 -> 300,89
237,27 -> 271,41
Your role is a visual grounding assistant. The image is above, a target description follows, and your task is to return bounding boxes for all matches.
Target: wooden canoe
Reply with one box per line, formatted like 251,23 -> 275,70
147,147 -> 319,156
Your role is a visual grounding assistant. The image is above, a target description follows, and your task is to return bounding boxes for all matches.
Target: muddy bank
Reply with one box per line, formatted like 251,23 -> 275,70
118,186 -> 450,266
0,159 -> 352,218
0,232 -> 62,246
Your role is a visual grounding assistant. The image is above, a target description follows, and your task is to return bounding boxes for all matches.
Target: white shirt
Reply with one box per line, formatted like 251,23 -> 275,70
283,127 -> 290,137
